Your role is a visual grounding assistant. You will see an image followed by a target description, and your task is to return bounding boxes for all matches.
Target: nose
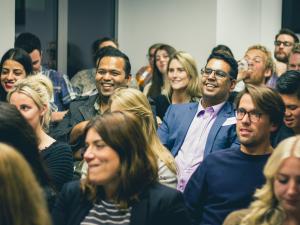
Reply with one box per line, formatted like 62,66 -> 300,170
285,109 -> 292,117
83,146 -> 94,161
241,112 -> 251,124
287,180 -> 298,196
207,70 -> 217,80
6,71 -> 15,80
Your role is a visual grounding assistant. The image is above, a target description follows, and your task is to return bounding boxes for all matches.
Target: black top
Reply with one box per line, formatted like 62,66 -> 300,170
40,141 -> 73,191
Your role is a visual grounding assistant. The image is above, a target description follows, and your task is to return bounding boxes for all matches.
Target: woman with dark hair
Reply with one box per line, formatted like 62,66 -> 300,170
0,102 -> 56,210
144,44 -> 176,99
52,111 -> 191,225
0,48 -> 33,101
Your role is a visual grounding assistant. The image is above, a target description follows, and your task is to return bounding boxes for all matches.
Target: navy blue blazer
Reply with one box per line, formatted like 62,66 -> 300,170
157,101 -> 239,157
51,181 -> 191,225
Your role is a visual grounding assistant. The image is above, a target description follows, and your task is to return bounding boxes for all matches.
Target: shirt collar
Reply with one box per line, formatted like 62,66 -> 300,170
197,99 -> 226,117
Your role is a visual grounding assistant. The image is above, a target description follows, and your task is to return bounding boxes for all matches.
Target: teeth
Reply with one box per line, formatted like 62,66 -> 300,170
206,84 -> 216,88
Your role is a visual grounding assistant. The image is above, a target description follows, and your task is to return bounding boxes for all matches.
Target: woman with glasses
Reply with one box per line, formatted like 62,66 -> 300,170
154,51 -> 202,122
223,135 -> 300,225
52,112 -> 191,225
0,48 -> 33,101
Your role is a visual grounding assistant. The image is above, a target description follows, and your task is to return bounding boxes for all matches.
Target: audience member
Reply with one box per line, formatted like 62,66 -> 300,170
0,143 -> 51,225
287,43 -> 300,71
71,37 -> 119,95
223,135 -> 300,225
158,52 -> 239,192
8,75 -> 74,191
274,28 -> 299,76
136,43 -> 162,91
276,70 -> 300,135
15,32 -> 77,121
52,111 -> 191,225
0,102 -> 56,209
184,84 -> 285,225
52,46 -> 131,157
236,44 -> 275,91
154,51 -> 201,121
211,44 -> 235,57
144,44 -> 176,98
0,48 -> 33,101
109,87 -> 177,188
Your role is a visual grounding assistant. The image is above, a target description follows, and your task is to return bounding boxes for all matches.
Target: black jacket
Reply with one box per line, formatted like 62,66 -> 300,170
52,181 -> 191,225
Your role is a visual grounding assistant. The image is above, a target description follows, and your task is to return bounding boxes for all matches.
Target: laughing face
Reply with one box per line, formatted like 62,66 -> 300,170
84,128 -> 120,186
95,56 -> 130,97
280,94 -> 300,133
201,58 -> 235,107
1,59 -> 27,92
168,59 -> 190,92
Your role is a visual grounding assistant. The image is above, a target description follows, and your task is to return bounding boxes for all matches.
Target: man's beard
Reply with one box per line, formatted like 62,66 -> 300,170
274,51 -> 288,63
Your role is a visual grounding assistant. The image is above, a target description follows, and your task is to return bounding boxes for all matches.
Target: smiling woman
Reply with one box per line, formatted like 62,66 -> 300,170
0,48 -> 33,101
52,111 -> 191,225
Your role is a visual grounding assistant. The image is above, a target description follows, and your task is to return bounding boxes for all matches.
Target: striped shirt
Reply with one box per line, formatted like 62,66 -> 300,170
81,200 -> 131,225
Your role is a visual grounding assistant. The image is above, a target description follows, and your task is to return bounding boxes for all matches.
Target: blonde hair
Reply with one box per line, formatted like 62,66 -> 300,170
240,135 -> 300,225
7,74 -> 53,131
109,88 -> 177,174
0,143 -> 51,225
246,44 -> 275,74
167,51 -> 202,99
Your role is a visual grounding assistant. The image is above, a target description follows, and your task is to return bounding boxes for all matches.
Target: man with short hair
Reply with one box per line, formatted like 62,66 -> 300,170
274,28 -> 299,76
276,70 -> 300,135
71,37 -> 119,95
287,43 -> 300,71
14,32 -> 77,121
184,85 -> 285,225
158,52 -> 239,192
236,44 -> 274,91
53,46 -> 131,154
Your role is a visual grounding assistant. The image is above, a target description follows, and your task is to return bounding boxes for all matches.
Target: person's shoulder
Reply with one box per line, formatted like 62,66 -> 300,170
146,182 -> 181,199
223,208 -> 249,225
70,94 -> 98,105
206,147 -> 240,161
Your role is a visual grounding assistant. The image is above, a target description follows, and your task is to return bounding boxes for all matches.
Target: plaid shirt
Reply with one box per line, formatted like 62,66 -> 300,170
40,66 -> 77,111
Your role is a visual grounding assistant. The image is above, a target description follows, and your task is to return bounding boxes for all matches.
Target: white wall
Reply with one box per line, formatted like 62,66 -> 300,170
118,0 -> 217,75
0,0 -> 15,57
118,0 -> 282,75
216,0 -> 282,60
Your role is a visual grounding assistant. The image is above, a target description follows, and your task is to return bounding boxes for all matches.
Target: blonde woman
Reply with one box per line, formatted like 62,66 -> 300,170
155,51 -> 201,122
223,135 -> 300,225
8,75 -> 73,191
109,87 -> 177,188
0,143 -> 51,225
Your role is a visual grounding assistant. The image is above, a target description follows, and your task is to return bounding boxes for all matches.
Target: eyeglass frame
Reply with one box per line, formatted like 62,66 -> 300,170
274,40 -> 294,47
201,67 -> 231,80
236,107 -> 263,123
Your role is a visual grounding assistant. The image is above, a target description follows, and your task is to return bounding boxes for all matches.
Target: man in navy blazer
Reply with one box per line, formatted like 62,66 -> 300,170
158,52 -> 240,191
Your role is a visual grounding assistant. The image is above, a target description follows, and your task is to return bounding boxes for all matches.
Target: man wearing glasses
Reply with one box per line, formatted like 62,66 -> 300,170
288,43 -> 300,72
184,85 -> 285,225
274,28 -> 299,76
158,52 -> 239,192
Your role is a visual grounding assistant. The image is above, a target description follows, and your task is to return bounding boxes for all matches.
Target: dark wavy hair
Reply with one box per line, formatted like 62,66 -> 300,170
0,48 -> 33,101
81,111 -> 158,208
147,44 -> 176,99
0,102 -> 51,187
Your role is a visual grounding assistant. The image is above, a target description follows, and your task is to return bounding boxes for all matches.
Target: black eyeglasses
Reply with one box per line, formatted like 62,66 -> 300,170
236,108 -> 262,123
274,40 -> 294,47
201,67 -> 229,79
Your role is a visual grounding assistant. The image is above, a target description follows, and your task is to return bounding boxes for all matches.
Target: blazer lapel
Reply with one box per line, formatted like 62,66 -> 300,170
130,198 -> 148,225
172,103 -> 198,155
203,102 -> 231,157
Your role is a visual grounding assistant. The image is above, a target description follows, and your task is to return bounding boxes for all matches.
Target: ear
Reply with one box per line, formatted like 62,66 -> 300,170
125,74 -> 132,85
229,79 -> 237,92
264,68 -> 272,78
40,104 -> 48,117
269,122 -> 278,133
